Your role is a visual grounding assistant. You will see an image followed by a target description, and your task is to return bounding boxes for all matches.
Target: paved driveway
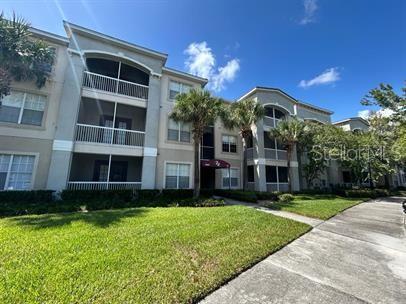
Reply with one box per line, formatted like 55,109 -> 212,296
202,197 -> 406,304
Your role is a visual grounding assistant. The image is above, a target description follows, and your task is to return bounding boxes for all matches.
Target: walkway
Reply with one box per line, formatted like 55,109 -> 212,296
202,197 -> 406,304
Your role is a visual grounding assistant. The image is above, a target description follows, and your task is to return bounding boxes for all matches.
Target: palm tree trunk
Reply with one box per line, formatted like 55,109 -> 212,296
193,138 -> 200,198
287,145 -> 293,193
242,136 -> 248,191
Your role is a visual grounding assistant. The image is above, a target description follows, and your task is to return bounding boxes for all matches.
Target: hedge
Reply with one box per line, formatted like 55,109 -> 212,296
344,188 -> 390,198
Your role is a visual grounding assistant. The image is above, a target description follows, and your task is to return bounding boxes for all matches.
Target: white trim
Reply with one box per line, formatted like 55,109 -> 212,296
254,158 -> 266,165
303,117 -> 327,125
63,21 -> 168,61
162,67 -> 208,84
333,117 -> 370,126
53,140 -> 73,151
82,50 -> 159,76
143,147 -> 158,157
163,161 -> 193,189
263,103 -> 293,116
29,27 -> 70,45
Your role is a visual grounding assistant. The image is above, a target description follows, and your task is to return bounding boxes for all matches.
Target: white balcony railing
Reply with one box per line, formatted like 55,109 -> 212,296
82,71 -> 149,100
75,123 -> 145,147
67,181 -> 142,191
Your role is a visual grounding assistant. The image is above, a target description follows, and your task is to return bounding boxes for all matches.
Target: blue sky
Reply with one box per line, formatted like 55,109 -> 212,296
2,0 -> 405,121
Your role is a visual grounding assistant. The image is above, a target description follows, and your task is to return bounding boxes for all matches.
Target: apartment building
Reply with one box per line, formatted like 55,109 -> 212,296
1,22 -> 403,192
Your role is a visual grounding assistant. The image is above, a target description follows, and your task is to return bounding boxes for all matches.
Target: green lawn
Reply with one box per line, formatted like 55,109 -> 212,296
0,206 -> 309,304
268,195 -> 363,220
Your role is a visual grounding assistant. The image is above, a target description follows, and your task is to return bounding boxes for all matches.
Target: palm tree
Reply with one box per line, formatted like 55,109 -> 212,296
222,99 -> 265,190
269,117 -> 306,193
170,89 -> 224,197
0,12 -> 54,98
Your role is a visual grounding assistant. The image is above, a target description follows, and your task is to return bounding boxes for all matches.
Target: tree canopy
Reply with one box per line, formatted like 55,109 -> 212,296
0,12 -> 55,98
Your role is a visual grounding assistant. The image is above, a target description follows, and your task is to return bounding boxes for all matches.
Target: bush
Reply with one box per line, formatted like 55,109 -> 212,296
136,189 -> 160,201
256,191 -> 278,201
214,189 -> 258,203
61,189 -> 134,203
0,190 -> 55,216
278,193 -> 294,203
344,188 -> 390,198
173,197 -> 225,207
161,189 -> 194,199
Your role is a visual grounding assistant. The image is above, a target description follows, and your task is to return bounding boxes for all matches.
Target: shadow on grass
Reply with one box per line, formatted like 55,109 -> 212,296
9,208 -> 149,229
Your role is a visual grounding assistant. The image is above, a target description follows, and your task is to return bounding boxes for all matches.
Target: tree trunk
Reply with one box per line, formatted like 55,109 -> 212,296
242,136 -> 248,191
193,138 -> 200,198
287,145 -> 293,193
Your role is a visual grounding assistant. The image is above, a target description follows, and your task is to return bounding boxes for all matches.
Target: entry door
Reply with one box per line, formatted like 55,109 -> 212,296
93,160 -> 128,182
100,116 -> 113,144
115,118 -> 131,145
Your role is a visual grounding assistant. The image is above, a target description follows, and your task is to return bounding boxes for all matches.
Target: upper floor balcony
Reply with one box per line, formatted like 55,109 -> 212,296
74,98 -> 146,150
82,58 -> 149,100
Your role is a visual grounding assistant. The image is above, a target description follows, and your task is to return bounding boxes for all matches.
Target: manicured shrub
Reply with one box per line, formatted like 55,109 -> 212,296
256,191 -> 278,201
161,189 -> 194,199
278,193 -> 294,203
136,189 -> 160,201
214,189 -> 258,203
344,188 -> 390,198
60,189 -> 134,203
200,188 -> 215,198
171,197 -> 225,207
0,190 -> 55,216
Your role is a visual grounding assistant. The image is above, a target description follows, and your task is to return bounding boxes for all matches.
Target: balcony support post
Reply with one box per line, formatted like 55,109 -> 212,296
112,102 -> 117,144
107,154 -> 112,189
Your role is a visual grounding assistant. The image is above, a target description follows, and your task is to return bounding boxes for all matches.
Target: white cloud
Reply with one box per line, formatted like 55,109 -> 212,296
184,41 -> 240,92
358,108 -> 394,120
212,59 -> 240,92
299,67 -> 340,88
300,0 -> 318,25
358,109 -> 373,119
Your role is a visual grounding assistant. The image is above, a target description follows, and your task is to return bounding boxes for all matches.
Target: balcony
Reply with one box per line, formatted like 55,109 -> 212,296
264,148 -> 287,160
68,153 -> 142,191
82,71 -> 149,100
75,98 -> 146,148
75,124 -> 145,147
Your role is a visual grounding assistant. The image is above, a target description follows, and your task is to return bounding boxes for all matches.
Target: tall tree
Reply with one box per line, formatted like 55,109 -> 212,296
221,99 -> 265,190
170,89 -> 223,197
269,118 -> 306,192
361,83 -> 406,125
0,12 -> 54,98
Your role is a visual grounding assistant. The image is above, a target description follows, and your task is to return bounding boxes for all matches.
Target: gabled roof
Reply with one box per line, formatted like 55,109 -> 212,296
237,86 -> 334,115
63,21 -> 168,62
162,67 -> 208,85
29,27 -> 70,46
333,117 -> 370,126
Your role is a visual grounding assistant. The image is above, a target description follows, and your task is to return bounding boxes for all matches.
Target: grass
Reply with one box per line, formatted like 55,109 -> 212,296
0,206 -> 309,304
267,195 -> 364,220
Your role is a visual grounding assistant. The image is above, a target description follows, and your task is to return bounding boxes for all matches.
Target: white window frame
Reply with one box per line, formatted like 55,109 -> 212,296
0,90 -> 47,126
167,118 -> 191,143
164,161 -> 192,189
222,167 -> 239,189
222,135 -> 237,153
169,80 -> 192,101
0,152 -> 38,191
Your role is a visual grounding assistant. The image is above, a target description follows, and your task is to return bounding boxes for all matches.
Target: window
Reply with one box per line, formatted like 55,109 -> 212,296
165,163 -> 191,189
265,107 -> 285,119
169,81 -> 192,100
222,135 -> 237,153
247,165 -> 255,183
0,91 -> 46,126
0,154 -> 35,190
168,118 -> 191,142
266,165 -> 288,184
222,168 -> 239,188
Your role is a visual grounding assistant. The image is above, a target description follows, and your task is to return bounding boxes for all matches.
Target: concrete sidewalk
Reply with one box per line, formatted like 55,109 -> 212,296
201,197 -> 406,304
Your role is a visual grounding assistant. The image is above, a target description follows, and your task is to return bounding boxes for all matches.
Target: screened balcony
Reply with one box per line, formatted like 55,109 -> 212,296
263,132 -> 288,160
82,58 -> 149,100
67,153 -> 142,190
75,98 -> 146,147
